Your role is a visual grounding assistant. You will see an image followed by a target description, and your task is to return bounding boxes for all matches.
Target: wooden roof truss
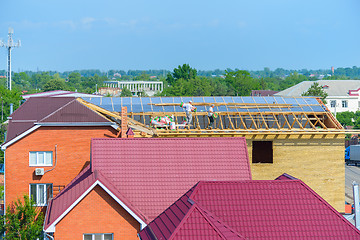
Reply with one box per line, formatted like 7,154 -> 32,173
78,98 -> 347,136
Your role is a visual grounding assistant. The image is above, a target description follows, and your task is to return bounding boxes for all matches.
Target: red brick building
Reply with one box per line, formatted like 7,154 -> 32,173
1,97 -> 118,208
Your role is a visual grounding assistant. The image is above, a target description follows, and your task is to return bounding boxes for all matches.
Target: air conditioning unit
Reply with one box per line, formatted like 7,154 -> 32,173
35,168 -> 44,176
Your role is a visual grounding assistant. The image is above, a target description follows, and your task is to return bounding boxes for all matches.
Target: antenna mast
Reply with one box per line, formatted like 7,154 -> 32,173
0,28 -> 21,90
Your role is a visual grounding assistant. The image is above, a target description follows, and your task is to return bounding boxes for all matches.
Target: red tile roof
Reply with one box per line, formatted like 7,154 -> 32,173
140,179 -> 360,240
2,97 -> 112,147
91,137 -> 251,221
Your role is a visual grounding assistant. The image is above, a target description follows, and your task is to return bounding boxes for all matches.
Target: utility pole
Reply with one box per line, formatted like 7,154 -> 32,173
0,97 -> 3,122
0,28 -> 21,90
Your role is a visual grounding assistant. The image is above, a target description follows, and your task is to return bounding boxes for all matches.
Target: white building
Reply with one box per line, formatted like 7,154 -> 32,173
275,80 -> 360,114
103,81 -> 163,96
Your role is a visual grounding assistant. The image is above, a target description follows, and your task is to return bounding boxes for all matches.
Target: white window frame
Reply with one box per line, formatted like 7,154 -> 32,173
30,183 -> 53,206
29,151 -> 53,167
342,100 -> 348,108
330,100 -> 336,108
83,233 -> 113,240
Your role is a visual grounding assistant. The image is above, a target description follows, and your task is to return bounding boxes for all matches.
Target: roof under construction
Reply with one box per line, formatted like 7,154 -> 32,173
78,96 -> 344,137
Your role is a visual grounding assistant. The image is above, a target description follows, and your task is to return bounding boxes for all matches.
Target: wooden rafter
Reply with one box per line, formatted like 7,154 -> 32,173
227,113 -> 235,129
281,113 -> 292,129
291,112 -> 304,129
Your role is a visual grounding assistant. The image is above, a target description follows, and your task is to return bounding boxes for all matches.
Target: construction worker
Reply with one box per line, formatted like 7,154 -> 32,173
208,104 -> 215,129
182,100 -> 194,126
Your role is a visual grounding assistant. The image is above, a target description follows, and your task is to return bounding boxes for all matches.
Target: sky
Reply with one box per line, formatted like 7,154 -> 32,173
1,0 -> 360,72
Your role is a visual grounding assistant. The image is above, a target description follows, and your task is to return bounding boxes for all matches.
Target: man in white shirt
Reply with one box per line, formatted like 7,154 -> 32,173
182,100 -> 193,126
208,104 -> 215,129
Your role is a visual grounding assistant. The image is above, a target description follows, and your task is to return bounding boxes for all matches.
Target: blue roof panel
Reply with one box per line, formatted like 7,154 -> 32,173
81,96 -> 326,114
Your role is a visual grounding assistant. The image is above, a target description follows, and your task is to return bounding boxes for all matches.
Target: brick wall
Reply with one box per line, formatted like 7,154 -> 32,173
247,134 -> 345,212
55,185 -> 140,240
5,126 -> 117,207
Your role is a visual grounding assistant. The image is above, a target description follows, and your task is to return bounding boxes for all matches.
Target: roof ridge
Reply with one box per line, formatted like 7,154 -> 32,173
196,205 -> 247,240
169,204 -> 244,240
38,98 -> 77,122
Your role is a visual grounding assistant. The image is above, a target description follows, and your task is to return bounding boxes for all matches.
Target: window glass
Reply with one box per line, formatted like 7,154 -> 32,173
29,152 -> 37,165
30,184 -> 52,206
104,234 -> 112,240
45,152 -> 52,165
38,152 -> 45,165
29,151 -> 53,166
342,100 -> 348,108
83,235 -> 92,240
330,100 -> 336,108
94,235 -> 102,240
30,184 -> 37,203
38,184 -> 45,205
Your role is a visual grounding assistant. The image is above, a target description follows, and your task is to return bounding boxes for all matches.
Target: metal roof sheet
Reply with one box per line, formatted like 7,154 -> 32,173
5,97 -> 74,143
22,90 -> 102,99
140,180 -> 360,240
44,166 -> 146,231
91,137 -> 252,221
3,97 -> 112,146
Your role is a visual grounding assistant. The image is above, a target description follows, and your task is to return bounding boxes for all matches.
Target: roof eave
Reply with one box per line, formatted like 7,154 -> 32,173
44,180 -> 147,233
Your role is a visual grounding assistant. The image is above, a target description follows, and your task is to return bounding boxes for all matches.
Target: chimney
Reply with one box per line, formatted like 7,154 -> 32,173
121,107 -> 128,138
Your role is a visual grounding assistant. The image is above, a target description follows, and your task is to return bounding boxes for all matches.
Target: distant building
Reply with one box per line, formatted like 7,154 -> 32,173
251,90 -> 278,96
103,81 -> 163,96
275,80 -> 360,114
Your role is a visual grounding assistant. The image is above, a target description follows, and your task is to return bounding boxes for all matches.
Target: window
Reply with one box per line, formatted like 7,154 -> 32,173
252,141 -> 273,163
29,151 -> 53,166
30,184 -> 52,206
330,100 -> 336,108
83,234 -> 113,240
342,100 -> 348,108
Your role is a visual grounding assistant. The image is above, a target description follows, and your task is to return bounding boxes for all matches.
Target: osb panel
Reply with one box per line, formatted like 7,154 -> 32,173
247,135 -> 345,213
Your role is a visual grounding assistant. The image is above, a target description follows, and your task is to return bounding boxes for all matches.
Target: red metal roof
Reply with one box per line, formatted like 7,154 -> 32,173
91,137 -> 252,221
39,98 -> 109,123
44,165 -> 146,231
5,97 -> 74,143
140,180 -> 360,240
274,173 -> 298,180
3,97 -> 111,146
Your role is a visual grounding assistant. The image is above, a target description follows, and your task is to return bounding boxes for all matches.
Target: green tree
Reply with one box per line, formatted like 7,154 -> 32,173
120,87 -> 133,97
301,82 -> 328,104
0,195 -> 44,240
67,72 -> 82,91
43,78 -> 67,92
336,111 -> 355,127
224,70 -> 260,96
166,64 -> 197,85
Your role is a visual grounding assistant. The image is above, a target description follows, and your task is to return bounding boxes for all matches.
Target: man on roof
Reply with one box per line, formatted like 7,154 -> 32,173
181,100 -> 195,127
208,104 -> 215,129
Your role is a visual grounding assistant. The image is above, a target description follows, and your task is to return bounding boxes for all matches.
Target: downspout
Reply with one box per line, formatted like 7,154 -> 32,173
353,181 -> 360,229
44,145 -> 57,174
